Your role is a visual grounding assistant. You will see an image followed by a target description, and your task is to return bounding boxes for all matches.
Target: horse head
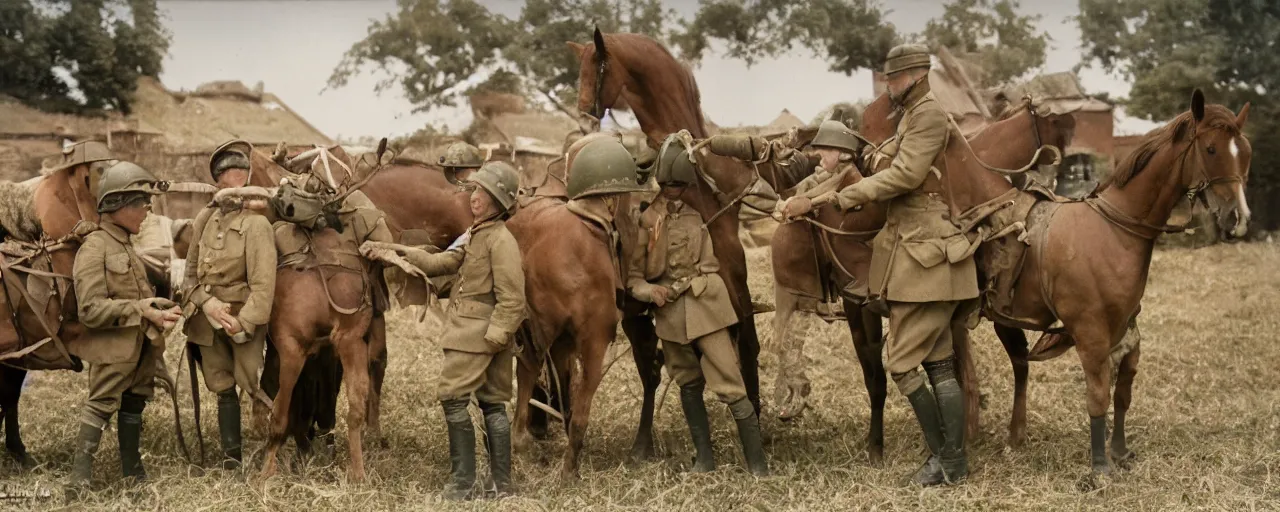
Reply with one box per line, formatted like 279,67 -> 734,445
568,28 -> 629,122
1185,90 -> 1252,238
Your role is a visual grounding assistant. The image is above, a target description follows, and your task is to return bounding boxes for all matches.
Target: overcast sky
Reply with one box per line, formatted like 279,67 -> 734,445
157,0 -> 1163,141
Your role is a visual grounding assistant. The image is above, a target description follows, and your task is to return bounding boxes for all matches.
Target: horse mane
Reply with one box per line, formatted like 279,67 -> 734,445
1099,105 -> 1239,191
602,33 -> 707,137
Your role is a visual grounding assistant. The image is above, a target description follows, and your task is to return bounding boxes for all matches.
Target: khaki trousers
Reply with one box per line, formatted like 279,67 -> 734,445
662,328 -> 747,404
197,329 -> 266,395
438,346 -> 514,403
886,300 -> 971,377
82,343 -> 157,428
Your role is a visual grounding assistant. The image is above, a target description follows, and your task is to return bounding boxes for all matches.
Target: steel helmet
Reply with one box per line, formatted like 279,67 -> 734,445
468,161 -> 520,212
210,139 -> 254,182
53,140 -> 114,172
566,138 -> 647,200
438,142 -> 485,168
811,120 -> 862,154
651,134 -> 697,186
96,161 -> 169,213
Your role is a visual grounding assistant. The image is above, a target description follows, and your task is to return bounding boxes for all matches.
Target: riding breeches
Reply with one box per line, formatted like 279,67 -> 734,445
195,329 -> 266,395
437,346 -> 514,403
661,328 -> 747,404
81,342 -> 157,429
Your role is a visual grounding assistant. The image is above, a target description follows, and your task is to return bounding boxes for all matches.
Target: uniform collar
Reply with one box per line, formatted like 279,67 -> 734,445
901,79 -> 932,110
472,218 -> 504,233
100,221 -> 132,244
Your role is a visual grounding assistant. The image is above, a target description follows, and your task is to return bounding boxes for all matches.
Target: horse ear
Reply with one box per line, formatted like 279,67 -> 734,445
593,26 -> 607,60
566,41 -> 585,59
1191,89 -> 1205,122
1236,102 -> 1251,129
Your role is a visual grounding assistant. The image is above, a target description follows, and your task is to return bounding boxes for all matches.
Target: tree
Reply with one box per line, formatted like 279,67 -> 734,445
921,0 -> 1049,87
328,0 -> 675,113
0,0 -> 170,115
1079,0 -> 1280,230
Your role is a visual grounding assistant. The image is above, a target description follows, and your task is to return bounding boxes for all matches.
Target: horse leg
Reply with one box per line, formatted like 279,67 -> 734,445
1074,324 -> 1116,476
773,287 -> 809,421
1111,338 -> 1141,468
562,332 -> 607,480
994,324 -> 1030,448
365,314 -> 388,449
1,368 -> 34,468
513,349 -> 540,454
622,314 -> 660,462
260,336 -> 306,482
843,298 -> 886,466
335,320 -> 372,483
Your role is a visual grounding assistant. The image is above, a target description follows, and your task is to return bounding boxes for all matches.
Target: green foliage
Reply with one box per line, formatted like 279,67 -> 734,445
1079,0 -> 1280,230
921,0 -> 1049,87
0,0 -> 169,115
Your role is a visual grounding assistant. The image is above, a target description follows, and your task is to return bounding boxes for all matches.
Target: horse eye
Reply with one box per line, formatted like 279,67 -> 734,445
1207,146 -> 1216,155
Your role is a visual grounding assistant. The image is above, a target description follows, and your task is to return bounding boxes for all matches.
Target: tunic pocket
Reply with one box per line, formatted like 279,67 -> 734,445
454,299 -> 495,320
105,253 -> 132,274
902,239 -> 947,268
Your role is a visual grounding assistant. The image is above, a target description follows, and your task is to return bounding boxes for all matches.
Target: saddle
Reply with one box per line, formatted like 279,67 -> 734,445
0,240 -> 81,371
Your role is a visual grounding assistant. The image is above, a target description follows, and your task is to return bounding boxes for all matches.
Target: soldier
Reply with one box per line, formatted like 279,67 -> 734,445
563,137 -> 650,290
363,161 -> 525,499
183,139 -> 277,470
67,162 -> 179,493
628,134 -> 769,476
439,141 -> 486,184
782,44 -> 975,486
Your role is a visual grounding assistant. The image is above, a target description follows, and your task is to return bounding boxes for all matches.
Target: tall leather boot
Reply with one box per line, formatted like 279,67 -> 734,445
66,422 -> 104,499
904,383 -> 946,485
679,382 -> 716,472
479,401 -> 512,496
216,390 -> 242,470
925,359 -> 968,484
729,398 -> 770,476
442,399 -> 476,500
118,393 -> 147,481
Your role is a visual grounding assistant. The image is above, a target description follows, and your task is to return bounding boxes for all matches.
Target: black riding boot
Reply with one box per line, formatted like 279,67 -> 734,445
67,422 -> 104,498
904,383 -> 946,485
926,359 -> 968,484
442,399 -> 476,500
480,401 -> 513,496
118,393 -> 147,481
729,398 -> 770,476
216,390 -> 242,470
679,382 -> 716,472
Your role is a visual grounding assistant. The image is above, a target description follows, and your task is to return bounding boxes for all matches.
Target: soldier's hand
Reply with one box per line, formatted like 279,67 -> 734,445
201,298 -> 238,333
780,196 -> 813,219
651,286 -> 670,307
140,303 -> 182,330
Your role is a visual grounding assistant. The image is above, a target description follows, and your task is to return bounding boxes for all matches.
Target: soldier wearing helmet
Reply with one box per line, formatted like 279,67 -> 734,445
438,141 -> 486,184
776,119 -> 866,214
363,161 -> 525,499
627,134 -> 769,476
785,44 -> 974,487
182,139 -> 277,470
564,136 -> 649,298
67,161 -> 178,494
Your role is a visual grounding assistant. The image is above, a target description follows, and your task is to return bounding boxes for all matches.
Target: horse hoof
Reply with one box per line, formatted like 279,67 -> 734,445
8,450 -> 36,469
867,448 -> 884,468
1076,468 -> 1114,492
628,446 -> 658,465
1113,449 -> 1138,469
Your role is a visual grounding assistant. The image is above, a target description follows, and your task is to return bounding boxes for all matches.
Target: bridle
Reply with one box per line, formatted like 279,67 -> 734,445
590,54 -> 608,120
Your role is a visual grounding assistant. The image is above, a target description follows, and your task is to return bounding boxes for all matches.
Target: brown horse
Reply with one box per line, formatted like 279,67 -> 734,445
868,90 -> 1251,476
768,93 -> 1076,463
569,30 -> 764,461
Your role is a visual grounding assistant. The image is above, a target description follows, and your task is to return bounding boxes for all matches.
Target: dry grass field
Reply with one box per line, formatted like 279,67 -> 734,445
2,242 -> 1279,511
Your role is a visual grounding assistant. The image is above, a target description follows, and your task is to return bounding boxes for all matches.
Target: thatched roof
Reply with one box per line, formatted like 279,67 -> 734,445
990,72 -> 1113,116
129,77 -> 332,150
767,109 -> 806,132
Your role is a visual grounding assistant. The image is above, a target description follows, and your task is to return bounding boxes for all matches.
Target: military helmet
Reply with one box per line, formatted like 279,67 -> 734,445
811,120 -> 862,154
52,140 -> 114,172
210,139 -> 254,182
96,161 -> 169,213
651,134 -> 698,186
566,138 -> 648,200
438,142 -> 485,168
468,161 -> 520,212
883,44 -> 932,75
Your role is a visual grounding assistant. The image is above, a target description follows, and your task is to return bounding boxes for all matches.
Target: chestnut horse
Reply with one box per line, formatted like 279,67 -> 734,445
570,29 -> 764,461
868,90 -> 1251,476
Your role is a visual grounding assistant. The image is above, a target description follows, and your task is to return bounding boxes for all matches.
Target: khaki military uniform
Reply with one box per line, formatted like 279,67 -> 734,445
404,218 -> 525,402
70,222 -> 163,428
628,198 -> 744,403
833,82 -> 979,378
183,206 -> 277,395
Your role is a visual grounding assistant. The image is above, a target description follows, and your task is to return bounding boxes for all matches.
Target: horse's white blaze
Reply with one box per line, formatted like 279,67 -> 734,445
1228,139 -> 1239,158
1233,182 -> 1251,237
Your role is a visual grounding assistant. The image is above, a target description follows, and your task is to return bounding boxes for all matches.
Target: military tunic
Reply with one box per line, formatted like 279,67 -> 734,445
832,82 -> 979,377
70,222 -> 162,428
183,206 -> 277,395
628,198 -> 745,403
403,218 -> 525,402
